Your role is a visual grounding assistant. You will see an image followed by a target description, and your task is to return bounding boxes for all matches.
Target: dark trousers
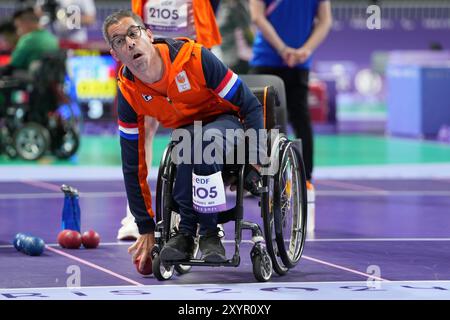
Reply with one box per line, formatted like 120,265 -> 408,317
249,67 -> 313,180
172,114 -> 244,237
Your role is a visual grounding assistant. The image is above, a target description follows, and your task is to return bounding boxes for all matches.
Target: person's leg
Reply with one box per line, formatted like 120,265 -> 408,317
117,116 -> 159,240
164,115 -> 243,262
249,66 -> 313,180
173,115 -> 243,234
286,68 -> 313,181
196,115 -> 244,262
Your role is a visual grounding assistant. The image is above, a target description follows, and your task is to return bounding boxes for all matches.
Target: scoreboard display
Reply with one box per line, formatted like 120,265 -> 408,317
66,50 -> 118,120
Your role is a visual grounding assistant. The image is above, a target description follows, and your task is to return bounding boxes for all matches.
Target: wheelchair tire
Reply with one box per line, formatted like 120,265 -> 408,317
273,140 -> 308,269
14,122 -> 50,161
156,141 -> 197,276
156,142 -> 177,241
152,254 -> 175,281
251,244 -> 273,282
53,127 -> 79,159
261,174 -> 289,276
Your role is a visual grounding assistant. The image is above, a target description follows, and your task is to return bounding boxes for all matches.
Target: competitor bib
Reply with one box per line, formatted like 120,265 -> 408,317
192,171 -> 226,213
143,0 -> 196,39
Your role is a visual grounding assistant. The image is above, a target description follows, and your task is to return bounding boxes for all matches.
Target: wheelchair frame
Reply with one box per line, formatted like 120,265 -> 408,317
151,84 -> 308,282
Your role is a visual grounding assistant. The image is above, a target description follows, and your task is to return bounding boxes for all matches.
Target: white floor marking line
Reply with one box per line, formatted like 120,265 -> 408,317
45,246 -> 144,286
302,255 -> 390,282
5,279 -> 450,292
10,280 -> 450,300
317,190 -> 450,196
3,237 -> 450,249
305,237 -> 450,242
318,180 -> 387,192
2,189 -> 449,200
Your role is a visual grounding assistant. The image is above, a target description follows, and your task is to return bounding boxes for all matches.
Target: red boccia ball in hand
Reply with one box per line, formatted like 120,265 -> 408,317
81,230 -> 100,249
135,256 -> 153,275
63,230 -> 82,249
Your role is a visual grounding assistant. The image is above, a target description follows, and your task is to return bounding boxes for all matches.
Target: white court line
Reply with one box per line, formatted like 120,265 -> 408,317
45,246 -> 144,286
4,237 -> 450,249
302,255 -> 390,282
2,163 -> 450,181
317,190 -> 450,196
305,238 -> 450,242
2,190 -> 449,200
5,279 -> 450,292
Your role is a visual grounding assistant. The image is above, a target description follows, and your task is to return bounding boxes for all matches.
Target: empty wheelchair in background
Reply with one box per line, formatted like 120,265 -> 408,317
151,75 -> 308,282
0,51 -> 80,161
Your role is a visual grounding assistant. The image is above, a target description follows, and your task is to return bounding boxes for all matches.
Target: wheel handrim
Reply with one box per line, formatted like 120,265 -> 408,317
279,146 -> 303,263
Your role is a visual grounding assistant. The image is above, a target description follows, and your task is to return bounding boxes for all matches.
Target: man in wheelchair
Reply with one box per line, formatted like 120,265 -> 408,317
0,8 -> 78,160
0,7 -> 59,77
103,10 -> 266,270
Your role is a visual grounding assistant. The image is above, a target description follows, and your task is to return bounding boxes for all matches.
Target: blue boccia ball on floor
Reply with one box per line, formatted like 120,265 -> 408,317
13,233 -> 28,251
22,236 -> 45,256
14,233 -> 45,256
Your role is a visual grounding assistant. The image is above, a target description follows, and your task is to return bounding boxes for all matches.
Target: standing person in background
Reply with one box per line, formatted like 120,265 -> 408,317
217,0 -> 254,74
118,0 -> 222,241
249,0 -> 332,197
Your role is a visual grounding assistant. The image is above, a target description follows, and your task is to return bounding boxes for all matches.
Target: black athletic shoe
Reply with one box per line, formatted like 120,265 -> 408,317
160,232 -> 195,262
199,230 -> 226,263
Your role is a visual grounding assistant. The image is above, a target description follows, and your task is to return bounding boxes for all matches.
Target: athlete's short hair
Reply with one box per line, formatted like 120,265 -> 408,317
102,10 -> 146,44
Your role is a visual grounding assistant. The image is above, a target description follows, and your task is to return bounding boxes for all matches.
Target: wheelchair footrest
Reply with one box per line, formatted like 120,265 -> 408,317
165,258 -> 239,268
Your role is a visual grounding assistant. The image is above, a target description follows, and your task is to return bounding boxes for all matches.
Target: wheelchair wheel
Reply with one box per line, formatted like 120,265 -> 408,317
152,251 -> 175,281
251,244 -> 273,282
53,127 -> 79,159
14,122 -> 50,160
156,141 -> 177,237
273,140 -> 307,269
262,174 -> 289,276
156,142 -> 198,275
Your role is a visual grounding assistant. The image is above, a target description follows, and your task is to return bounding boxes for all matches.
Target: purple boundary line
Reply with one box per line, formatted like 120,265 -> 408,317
318,180 -> 387,192
20,180 -> 61,192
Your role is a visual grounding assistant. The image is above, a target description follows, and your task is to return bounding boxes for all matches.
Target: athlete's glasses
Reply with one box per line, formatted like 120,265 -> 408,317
110,25 -> 144,50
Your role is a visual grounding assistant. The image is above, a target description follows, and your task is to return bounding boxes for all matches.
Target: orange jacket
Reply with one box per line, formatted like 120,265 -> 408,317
118,38 -> 240,129
117,39 -> 263,233
131,0 -> 221,48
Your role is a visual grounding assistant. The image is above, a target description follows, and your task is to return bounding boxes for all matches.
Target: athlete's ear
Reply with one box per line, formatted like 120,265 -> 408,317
110,49 -> 120,62
145,28 -> 154,42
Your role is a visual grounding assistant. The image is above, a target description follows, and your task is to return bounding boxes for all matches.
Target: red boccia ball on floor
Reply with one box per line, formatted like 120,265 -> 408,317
81,230 -> 100,249
57,229 -> 72,248
135,256 -> 153,275
63,230 -> 82,249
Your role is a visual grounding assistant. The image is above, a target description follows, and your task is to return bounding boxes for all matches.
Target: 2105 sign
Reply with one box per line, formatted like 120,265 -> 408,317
148,8 -> 179,20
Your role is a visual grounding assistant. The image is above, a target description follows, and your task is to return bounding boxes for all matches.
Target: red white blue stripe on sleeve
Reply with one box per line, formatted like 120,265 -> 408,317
118,120 -> 139,140
214,70 -> 242,101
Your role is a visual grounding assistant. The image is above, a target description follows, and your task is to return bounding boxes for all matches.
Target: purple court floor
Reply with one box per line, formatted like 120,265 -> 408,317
1,178 -> 450,299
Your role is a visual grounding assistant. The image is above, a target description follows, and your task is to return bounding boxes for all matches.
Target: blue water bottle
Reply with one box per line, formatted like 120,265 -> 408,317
61,184 -> 81,232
